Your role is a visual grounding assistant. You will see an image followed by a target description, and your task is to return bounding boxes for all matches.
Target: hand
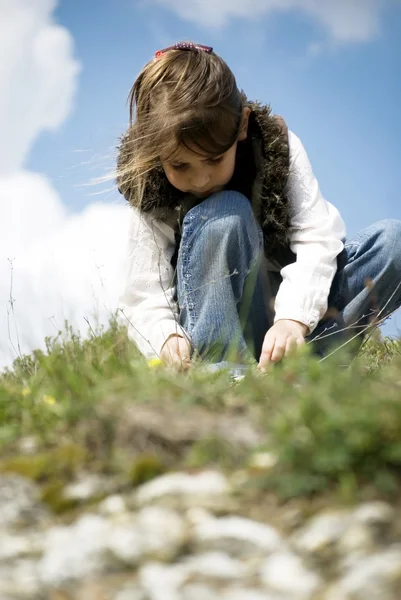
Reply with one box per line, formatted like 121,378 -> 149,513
160,334 -> 191,371
258,319 -> 308,371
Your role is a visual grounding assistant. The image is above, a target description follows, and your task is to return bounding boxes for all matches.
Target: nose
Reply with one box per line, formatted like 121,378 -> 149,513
189,173 -> 211,190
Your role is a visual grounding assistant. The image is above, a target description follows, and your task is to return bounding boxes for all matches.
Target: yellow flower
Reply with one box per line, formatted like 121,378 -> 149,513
21,387 -> 31,397
148,358 -> 163,368
43,394 -> 56,406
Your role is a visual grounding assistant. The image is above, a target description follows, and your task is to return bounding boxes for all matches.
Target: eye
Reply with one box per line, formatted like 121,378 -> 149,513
170,156 -> 224,171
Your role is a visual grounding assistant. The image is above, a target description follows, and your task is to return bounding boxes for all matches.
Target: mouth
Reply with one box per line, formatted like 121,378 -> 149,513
191,188 -> 217,198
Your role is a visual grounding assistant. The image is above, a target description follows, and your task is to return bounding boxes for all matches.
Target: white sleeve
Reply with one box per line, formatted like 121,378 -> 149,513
117,207 -> 188,359
273,131 -> 347,333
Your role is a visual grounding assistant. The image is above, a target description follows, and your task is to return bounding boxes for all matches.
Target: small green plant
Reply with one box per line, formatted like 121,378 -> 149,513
1,313 -> 401,507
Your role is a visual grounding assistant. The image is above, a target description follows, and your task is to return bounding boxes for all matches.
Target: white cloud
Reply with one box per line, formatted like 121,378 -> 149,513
0,0 -> 128,371
146,0 -> 388,43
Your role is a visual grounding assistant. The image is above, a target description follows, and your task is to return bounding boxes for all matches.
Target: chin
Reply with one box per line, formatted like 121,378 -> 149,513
192,187 -> 224,198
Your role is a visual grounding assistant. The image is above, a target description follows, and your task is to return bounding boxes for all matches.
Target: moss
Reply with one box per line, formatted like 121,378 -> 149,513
40,480 -> 80,515
185,436 -> 247,470
129,453 -> 166,486
0,443 -> 88,482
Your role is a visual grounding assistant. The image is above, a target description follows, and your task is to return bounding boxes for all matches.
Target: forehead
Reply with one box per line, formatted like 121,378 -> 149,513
166,144 -> 216,164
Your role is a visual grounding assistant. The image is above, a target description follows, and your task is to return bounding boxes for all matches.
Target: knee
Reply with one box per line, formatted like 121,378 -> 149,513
183,190 -> 255,230
182,190 -> 262,257
374,219 -> 401,271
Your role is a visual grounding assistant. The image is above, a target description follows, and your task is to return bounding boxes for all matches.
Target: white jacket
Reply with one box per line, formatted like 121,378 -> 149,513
118,131 -> 346,359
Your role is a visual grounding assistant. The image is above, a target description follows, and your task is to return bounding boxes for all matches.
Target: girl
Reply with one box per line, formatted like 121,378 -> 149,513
117,41 -> 401,372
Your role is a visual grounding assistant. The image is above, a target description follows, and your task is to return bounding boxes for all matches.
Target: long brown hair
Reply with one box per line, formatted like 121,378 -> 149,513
116,44 -> 247,209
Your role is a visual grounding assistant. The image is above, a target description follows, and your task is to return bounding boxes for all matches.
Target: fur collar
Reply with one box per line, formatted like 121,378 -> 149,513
117,101 -> 292,258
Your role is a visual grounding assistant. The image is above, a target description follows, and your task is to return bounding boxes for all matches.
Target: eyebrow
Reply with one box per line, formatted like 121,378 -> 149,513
170,155 -> 223,165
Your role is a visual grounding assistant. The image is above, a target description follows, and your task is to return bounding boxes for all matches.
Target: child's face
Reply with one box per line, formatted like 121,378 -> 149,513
162,108 -> 251,199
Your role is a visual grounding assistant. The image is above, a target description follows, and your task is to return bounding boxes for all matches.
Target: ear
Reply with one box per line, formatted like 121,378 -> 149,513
237,107 -> 251,142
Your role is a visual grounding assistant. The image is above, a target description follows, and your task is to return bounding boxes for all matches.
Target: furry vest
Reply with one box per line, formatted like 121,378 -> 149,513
117,101 -> 295,265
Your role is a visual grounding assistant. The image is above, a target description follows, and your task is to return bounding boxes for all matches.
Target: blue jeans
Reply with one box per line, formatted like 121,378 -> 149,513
176,190 -> 401,364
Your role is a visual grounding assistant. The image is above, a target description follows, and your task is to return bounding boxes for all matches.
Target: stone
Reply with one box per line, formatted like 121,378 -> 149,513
181,583 -> 218,600
338,522 -> 376,559
138,562 -> 188,600
193,516 -> 282,558
106,518 -> 143,567
133,471 -> 231,512
0,559 -> 42,599
259,550 -> 323,598
98,494 -> 126,516
38,514 -> 113,587
324,546 -> 401,600
0,474 -> 49,531
136,506 -> 188,561
352,501 -> 395,542
181,551 -> 247,580
185,507 -> 214,526
291,510 -> 352,562
113,583 -> 148,600
248,452 -> 278,471
222,590 -> 280,600
63,474 -> 119,502
0,531 -> 43,562
182,584 -> 280,600
107,506 -> 187,565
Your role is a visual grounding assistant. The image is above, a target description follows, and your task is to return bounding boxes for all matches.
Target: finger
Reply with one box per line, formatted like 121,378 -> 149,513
270,338 -> 288,363
169,349 -> 191,371
284,336 -> 298,357
178,355 -> 191,371
258,340 -> 274,371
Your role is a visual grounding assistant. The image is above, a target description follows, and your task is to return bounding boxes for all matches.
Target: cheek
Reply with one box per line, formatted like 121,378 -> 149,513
221,158 -> 236,181
164,168 -> 185,189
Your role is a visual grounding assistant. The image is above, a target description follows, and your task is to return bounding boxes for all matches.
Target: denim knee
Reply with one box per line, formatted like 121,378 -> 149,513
373,219 -> 401,273
183,190 -> 255,227
182,190 -> 263,266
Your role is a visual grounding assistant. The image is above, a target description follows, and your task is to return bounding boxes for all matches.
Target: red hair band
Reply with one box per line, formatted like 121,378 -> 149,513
154,41 -> 213,59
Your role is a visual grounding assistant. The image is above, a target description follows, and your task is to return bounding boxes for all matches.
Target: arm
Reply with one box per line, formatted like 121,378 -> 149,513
118,207 -> 189,360
273,131 -> 347,334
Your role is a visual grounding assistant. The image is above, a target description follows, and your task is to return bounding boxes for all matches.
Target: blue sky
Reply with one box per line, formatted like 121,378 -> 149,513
31,0 -> 401,231
1,0 -> 400,369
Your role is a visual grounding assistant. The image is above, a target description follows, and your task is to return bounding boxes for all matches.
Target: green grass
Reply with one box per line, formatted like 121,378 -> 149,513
1,312 -> 401,510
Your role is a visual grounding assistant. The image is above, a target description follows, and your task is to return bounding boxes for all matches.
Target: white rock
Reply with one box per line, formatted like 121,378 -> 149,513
185,507 -> 214,526
182,552 -> 247,580
338,523 -> 376,558
134,471 -> 230,509
139,562 -> 188,600
64,474 -> 117,502
248,452 -> 278,471
0,532 -> 43,562
260,550 -> 323,598
0,475 -> 48,530
352,501 -> 395,539
222,590 -> 280,600
0,559 -> 42,598
193,516 -> 282,557
183,584 -> 277,600
292,510 -> 352,559
136,506 -> 187,561
181,583 -> 217,600
18,436 -> 39,454
107,521 -> 143,566
324,546 -> 401,600
38,514 -> 112,586
113,584 -> 147,600
107,507 -> 187,565
99,494 -> 126,515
